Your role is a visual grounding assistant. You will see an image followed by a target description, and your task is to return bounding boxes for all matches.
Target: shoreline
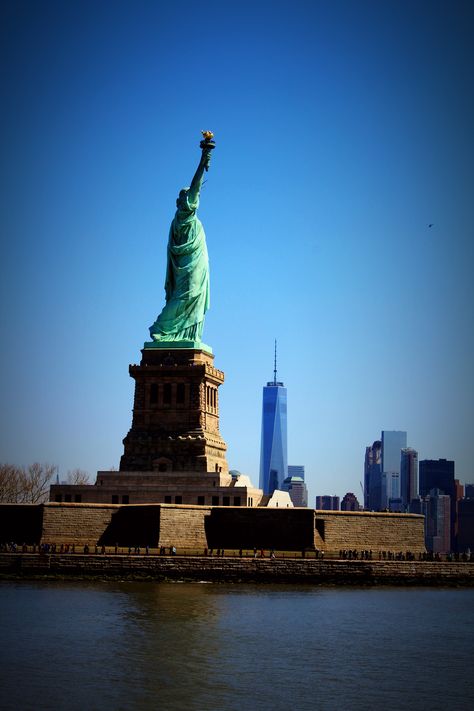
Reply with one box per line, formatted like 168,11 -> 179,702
1,553 -> 473,585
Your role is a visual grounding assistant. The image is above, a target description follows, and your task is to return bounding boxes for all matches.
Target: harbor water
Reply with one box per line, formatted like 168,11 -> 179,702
1,581 -> 473,711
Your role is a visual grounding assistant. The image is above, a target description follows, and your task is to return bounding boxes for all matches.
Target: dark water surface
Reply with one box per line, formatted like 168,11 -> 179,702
0,581 -> 473,711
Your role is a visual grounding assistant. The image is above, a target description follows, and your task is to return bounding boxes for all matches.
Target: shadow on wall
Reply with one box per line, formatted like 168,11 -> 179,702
205,508 -> 315,551
97,507 -> 161,547
0,505 -> 43,544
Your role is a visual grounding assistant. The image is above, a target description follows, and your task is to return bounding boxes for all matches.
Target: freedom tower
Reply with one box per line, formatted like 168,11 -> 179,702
259,342 -> 288,495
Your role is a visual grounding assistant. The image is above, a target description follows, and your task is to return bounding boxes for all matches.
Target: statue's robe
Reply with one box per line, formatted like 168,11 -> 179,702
149,192 -> 210,342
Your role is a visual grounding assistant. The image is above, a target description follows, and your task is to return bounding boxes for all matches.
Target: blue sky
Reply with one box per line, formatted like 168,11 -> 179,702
1,0 -> 473,504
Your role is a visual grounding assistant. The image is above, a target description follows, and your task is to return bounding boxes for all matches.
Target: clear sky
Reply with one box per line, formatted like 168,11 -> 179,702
1,0 -> 473,505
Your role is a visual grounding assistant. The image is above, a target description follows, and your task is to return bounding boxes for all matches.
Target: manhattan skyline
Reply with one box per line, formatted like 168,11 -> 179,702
1,1 -> 473,506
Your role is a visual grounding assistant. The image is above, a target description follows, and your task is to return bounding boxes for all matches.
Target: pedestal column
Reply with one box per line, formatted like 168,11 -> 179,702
120,347 -> 228,474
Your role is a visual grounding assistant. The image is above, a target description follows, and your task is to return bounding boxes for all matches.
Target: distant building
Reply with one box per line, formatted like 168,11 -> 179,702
419,459 -> 455,497
465,483 -> 474,499
364,440 -> 382,510
426,489 -> 451,554
381,431 -> 407,508
316,495 -> 340,511
341,492 -> 360,511
283,476 -> 308,507
400,448 -> 418,509
365,432 -> 408,510
454,480 -> 464,500
388,498 -> 404,513
457,499 -> 474,552
454,479 -> 464,541
288,465 -> 305,481
419,459 -> 455,548
259,342 -> 287,495
410,489 -> 451,553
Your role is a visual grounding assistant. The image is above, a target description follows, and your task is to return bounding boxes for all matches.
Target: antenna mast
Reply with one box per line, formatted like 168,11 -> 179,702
273,339 -> 277,385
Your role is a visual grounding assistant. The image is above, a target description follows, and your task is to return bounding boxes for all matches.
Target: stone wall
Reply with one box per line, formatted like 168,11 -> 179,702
314,511 -> 426,554
42,503 -> 119,545
1,554 -> 472,585
0,503 -> 426,554
158,506 -> 211,548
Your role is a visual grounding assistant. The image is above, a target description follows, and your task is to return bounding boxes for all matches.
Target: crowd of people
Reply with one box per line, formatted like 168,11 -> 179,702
0,541 -> 472,561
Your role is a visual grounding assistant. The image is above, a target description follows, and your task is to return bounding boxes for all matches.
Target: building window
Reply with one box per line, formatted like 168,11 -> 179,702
112,495 -> 119,504
213,389 -> 217,408
163,383 -> 172,404
164,495 -> 172,504
177,383 -> 185,404
150,383 -> 158,404
175,495 -> 182,504
65,494 -> 71,502
74,495 -> 82,503
223,496 -> 230,506
233,497 -> 241,506
55,494 -> 62,502
212,496 -> 219,506
122,495 -> 129,504
197,496 -> 205,505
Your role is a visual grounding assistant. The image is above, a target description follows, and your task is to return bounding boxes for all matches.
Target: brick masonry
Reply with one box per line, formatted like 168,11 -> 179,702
1,503 -> 426,554
0,554 -> 473,585
314,510 -> 426,555
120,347 -> 228,473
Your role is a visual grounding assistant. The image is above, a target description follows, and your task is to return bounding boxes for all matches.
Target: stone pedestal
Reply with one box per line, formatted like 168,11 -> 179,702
119,347 -> 228,474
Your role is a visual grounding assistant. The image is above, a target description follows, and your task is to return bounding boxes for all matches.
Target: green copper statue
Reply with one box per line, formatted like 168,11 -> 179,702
149,132 -> 215,346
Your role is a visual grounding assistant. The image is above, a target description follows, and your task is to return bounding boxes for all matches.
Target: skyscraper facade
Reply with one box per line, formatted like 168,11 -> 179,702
382,431 -> 407,472
419,459 -> 455,548
341,492 -> 360,511
409,489 -> 451,553
425,489 -> 451,554
419,459 -> 455,497
454,479 -> 464,541
316,495 -> 340,510
400,447 -> 418,509
288,465 -> 305,480
381,430 -> 407,508
364,440 -> 382,510
457,498 -> 474,552
285,465 -> 307,506
259,343 -> 288,495
283,476 -> 308,507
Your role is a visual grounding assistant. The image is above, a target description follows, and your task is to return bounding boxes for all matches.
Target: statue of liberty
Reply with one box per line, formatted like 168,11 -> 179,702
149,132 -> 215,345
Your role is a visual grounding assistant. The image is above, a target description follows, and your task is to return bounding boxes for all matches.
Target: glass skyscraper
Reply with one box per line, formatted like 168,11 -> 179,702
381,430 -> 407,507
288,465 -> 305,480
364,440 -> 382,510
419,458 -> 455,548
400,447 -> 418,508
259,343 -> 288,495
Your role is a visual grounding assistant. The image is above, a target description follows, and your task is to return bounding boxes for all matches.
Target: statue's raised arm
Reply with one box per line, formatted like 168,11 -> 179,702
187,131 -> 215,206
148,132 -> 215,348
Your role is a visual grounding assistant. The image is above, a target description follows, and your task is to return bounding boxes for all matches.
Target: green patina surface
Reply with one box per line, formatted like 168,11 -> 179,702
149,138 -> 214,346
143,340 -> 213,354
